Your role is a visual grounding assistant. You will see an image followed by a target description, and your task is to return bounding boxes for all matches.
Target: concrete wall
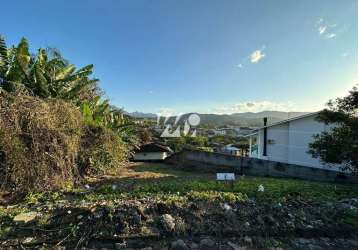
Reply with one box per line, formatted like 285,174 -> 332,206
133,152 -> 167,161
166,150 -> 358,183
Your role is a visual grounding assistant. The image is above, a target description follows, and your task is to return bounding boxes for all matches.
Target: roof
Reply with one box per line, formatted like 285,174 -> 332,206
136,143 -> 173,153
245,111 -> 321,136
223,144 -> 240,150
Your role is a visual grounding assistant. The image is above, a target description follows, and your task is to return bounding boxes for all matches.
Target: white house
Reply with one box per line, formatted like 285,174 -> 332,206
133,143 -> 173,161
221,144 -> 241,156
246,112 -> 341,171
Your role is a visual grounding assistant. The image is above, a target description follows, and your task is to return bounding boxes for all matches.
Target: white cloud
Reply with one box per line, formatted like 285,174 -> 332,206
213,101 -> 295,114
157,108 -> 177,117
319,26 -> 327,34
250,50 -> 265,63
236,63 -> 243,68
325,33 -> 336,39
316,18 -> 337,39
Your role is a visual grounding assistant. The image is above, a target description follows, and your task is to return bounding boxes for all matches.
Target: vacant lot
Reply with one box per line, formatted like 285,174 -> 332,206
85,162 -> 358,204
1,162 -> 358,249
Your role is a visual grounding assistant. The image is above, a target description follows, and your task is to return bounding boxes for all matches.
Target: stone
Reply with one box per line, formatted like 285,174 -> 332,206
297,238 -> 311,245
243,236 -> 252,245
265,215 -> 275,225
115,242 -> 126,249
189,242 -> 199,249
256,215 -> 264,224
347,240 -> 358,248
13,212 -> 38,223
160,214 -> 175,232
200,238 -> 215,249
223,203 -> 232,211
227,241 -> 244,250
171,239 -> 189,250
22,237 -> 35,244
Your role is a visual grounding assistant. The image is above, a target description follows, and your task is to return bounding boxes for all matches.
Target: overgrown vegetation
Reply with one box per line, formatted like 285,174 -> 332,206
0,93 -> 82,191
0,36 -> 137,192
86,163 -> 358,203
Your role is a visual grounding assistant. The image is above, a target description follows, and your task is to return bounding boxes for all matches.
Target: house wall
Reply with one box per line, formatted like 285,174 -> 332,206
287,115 -> 339,170
254,115 -> 341,171
266,123 -> 289,163
133,152 -> 167,161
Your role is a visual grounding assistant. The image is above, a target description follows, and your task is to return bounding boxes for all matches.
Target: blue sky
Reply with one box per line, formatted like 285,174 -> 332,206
2,0 -> 358,114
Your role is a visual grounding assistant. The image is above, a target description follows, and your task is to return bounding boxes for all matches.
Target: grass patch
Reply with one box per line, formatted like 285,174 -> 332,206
85,163 -> 358,203
340,210 -> 358,227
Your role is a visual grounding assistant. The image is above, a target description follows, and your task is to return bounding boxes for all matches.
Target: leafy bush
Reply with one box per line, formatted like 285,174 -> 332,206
78,125 -> 128,176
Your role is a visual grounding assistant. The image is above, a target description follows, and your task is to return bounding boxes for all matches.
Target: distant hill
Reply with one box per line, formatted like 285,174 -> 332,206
128,111 -> 310,127
127,111 -> 157,119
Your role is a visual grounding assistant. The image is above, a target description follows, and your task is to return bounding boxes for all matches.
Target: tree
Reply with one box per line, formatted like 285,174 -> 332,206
308,85 -> 358,173
0,36 -> 99,103
0,35 -> 138,150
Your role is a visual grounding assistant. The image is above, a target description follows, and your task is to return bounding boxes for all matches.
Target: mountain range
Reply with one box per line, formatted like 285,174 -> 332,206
128,111 -> 310,127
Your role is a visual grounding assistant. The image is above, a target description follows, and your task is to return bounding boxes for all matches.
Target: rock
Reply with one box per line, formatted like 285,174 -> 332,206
13,212 -> 38,223
189,242 -> 199,249
243,236 -> 252,245
200,238 -> 215,249
22,237 -> 35,244
171,239 -> 189,250
256,215 -> 264,224
223,203 -> 232,211
347,240 -> 358,248
297,238 -> 311,245
160,214 -> 175,232
265,215 -> 275,225
115,242 -> 126,249
227,241 -> 244,250
307,244 -> 323,250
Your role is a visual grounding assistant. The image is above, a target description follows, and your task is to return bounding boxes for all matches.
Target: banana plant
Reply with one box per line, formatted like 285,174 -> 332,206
0,36 -> 99,103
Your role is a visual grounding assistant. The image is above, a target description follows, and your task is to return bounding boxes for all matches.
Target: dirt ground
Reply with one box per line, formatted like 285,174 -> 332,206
1,162 -> 358,249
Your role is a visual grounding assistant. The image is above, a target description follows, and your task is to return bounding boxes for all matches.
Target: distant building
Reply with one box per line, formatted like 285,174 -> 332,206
133,142 -> 173,161
208,127 -> 254,137
246,112 -> 341,171
221,144 -> 241,156
234,126 -> 255,137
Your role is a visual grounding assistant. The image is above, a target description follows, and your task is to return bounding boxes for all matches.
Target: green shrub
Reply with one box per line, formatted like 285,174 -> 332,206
78,125 -> 128,176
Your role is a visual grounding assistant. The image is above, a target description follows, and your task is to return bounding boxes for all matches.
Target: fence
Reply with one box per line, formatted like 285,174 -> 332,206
165,150 -> 358,183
